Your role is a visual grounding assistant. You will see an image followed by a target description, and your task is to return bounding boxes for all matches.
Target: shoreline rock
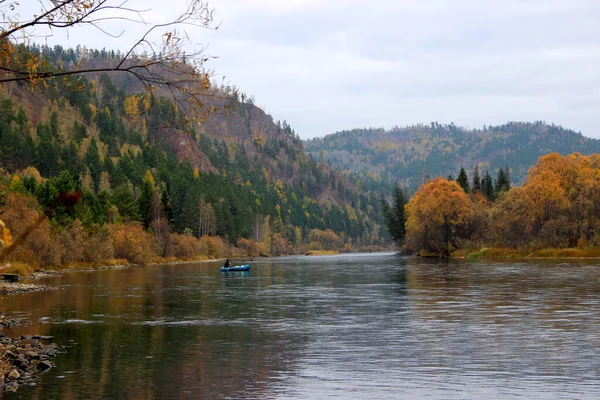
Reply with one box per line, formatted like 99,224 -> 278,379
0,282 -> 54,296
0,335 -> 59,393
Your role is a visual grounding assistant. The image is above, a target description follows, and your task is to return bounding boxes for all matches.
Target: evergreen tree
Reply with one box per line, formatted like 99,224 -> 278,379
103,153 -> 115,176
15,107 -> 28,131
111,184 -> 139,221
456,167 -> 470,193
22,176 -> 37,194
381,184 -> 407,243
49,112 -> 59,138
36,124 -> 60,177
138,170 -> 155,229
21,136 -> 37,168
85,138 -> 102,192
161,186 -> 174,225
471,166 -> 481,192
482,171 -> 495,201
495,166 -> 511,193
61,140 -> 81,174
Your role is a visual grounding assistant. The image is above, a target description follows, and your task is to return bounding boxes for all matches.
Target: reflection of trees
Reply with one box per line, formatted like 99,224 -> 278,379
0,264 -> 304,399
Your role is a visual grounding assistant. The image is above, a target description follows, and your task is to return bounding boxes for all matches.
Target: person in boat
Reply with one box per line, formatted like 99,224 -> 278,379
224,259 -> 232,269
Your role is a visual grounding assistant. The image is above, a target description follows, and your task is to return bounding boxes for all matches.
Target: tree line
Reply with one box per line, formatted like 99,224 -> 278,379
382,165 -> 511,249
0,58 -> 388,270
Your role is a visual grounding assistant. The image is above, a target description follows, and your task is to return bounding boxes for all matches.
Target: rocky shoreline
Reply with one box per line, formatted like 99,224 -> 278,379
1,318 -> 60,394
0,281 -> 55,296
0,335 -> 58,393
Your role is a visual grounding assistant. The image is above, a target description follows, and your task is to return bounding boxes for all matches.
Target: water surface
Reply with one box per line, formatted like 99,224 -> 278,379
2,254 -> 600,399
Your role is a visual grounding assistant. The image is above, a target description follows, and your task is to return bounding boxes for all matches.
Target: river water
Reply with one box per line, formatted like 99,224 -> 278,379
2,253 -> 600,399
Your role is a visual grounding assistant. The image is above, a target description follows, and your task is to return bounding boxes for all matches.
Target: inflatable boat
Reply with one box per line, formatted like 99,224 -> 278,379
220,264 -> 250,272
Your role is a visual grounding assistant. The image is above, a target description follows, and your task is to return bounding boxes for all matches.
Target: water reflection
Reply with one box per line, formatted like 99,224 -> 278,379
1,254 -> 599,399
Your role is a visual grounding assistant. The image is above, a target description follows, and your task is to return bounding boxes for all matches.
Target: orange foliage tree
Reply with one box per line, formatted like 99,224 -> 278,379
109,222 -> 157,264
405,177 -> 472,256
491,152 -> 600,248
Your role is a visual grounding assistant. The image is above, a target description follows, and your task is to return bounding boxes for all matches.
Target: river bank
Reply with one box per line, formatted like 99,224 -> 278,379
452,247 -> 600,260
0,316 -> 59,394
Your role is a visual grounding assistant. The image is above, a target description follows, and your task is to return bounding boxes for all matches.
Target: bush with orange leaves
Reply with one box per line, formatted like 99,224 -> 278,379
55,220 -> 114,266
237,238 -> 269,257
199,235 -> 223,259
109,222 -> 157,264
271,233 -> 293,256
167,233 -> 201,259
0,192 -> 56,268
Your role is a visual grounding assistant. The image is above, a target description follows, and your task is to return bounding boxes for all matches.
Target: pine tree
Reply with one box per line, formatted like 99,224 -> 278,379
138,170 -> 155,229
381,184 -> 407,243
495,167 -> 511,193
456,167 -> 470,193
36,124 -> 60,177
103,153 -> 115,176
49,112 -> 59,138
161,186 -> 174,225
471,166 -> 481,192
111,184 -> 139,221
482,171 -> 494,201
85,138 -> 102,192
61,140 -> 81,174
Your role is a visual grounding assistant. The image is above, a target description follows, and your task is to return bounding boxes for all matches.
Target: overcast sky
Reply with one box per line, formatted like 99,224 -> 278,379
19,0 -> 600,139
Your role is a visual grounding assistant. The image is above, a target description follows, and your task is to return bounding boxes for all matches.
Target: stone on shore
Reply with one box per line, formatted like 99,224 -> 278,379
36,360 -> 53,372
7,369 -> 19,380
1,334 -> 61,393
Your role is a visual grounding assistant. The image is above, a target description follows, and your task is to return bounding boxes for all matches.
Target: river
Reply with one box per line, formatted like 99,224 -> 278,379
1,253 -> 600,399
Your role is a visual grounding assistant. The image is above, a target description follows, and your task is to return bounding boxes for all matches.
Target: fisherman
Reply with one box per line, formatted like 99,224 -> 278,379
223,258 -> 232,269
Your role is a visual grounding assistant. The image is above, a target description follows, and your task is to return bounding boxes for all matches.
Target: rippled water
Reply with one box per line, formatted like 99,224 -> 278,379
2,254 -> 600,399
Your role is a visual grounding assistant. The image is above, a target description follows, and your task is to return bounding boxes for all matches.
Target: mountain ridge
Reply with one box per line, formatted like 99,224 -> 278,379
304,121 -> 600,190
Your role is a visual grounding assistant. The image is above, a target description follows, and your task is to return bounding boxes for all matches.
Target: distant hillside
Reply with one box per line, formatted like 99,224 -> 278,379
0,44 -> 388,252
304,122 -> 600,190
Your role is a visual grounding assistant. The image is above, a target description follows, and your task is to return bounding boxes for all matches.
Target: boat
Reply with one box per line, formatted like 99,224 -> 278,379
220,264 -> 250,272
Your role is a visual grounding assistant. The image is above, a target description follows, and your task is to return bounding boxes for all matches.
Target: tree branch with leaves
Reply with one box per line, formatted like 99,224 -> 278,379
0,0 -> 226,121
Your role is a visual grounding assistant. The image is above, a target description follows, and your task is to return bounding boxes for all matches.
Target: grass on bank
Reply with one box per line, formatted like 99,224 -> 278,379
455,247 -> 600,260
305,250 -> 339,256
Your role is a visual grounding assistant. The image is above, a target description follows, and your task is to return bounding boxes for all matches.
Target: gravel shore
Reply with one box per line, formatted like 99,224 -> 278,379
0,282 -> 54,296
0,315 -> 59,394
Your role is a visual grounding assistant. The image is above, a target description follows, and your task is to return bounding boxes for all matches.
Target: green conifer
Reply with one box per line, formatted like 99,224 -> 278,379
456,167 -> 470,193
472,166 -> 481,192
495,166 -> 511,193
482,171 -> 494,200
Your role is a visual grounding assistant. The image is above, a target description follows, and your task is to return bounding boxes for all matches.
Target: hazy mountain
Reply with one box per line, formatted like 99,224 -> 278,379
304,121 -> 600,191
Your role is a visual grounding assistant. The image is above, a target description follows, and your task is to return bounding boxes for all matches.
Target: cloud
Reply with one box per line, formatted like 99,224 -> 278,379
18,0 -> 600,138
202,0 -> 600,138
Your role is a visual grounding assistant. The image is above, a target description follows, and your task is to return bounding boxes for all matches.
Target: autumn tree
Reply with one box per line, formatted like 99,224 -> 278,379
0,0 -> 224,120
488,187 -> 531,248
198,197 -> 216,237
405,177 -> 472,256
308,228 -> 341,251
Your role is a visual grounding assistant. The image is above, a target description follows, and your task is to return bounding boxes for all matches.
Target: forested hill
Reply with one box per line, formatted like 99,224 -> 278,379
0,44 -> 387,256
304,122 -> 600,190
